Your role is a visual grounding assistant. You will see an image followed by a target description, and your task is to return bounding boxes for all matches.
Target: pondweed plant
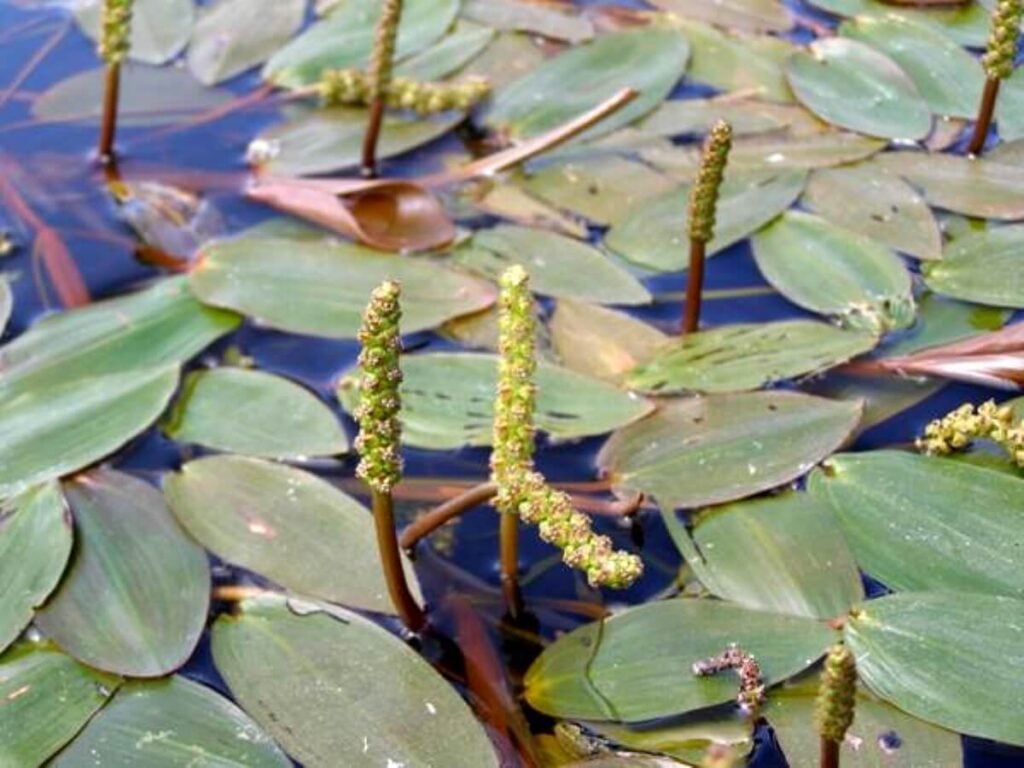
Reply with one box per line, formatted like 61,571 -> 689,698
319,68 -> 491,115
816,644 -> 857,768
97,0 -> 132,162
917,400 -> 1024,466
355,280 -> 425,631
361,0 -> 402,177
968,0 -> 1023,154
683,119 -> 732,334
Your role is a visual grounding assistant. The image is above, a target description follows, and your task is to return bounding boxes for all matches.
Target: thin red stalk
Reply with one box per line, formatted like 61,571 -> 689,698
361,98 -> 387,178
98,63 -> 121,163
372,490 -> 426,632
968,78 -> 1000,156
820,737 -> 840,768
500,512 -> 523,620
682,238 -> 706,335
399,482 -> 498,551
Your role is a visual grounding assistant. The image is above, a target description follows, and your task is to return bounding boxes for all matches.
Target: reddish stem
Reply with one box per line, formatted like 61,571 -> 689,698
98,63 -> 121,164
682,238 -> 706,335
968,77 -> 1000,156
361,98 -> 386,178
373,490 -> 426,632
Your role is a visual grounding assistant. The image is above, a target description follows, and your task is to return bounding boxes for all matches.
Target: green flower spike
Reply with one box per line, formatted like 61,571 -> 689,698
687,120 -> 733,244
320,70 -> 491,115
983,0 -> 1024,81
816,644 -> 857,745
354,280 -> 404,494
917,400 -> 1024,467
99,0 -> 133,65
368,0 -> 402,103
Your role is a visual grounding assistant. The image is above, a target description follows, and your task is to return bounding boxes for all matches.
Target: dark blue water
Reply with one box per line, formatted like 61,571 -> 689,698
2,1 -> 1023,765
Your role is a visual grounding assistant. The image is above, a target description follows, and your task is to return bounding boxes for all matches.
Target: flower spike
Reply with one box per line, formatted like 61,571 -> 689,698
99,0 -> 133,65
917,399 -> 1024,467
816,644 -> 857,768
320,69 -> 491,115
968,0 -> 1023,154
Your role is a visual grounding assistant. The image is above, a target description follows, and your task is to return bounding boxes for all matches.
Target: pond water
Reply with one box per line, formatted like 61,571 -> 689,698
2,0 -> 1023,765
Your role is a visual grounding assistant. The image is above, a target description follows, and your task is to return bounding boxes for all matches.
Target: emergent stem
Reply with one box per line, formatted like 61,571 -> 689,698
820,737 -> 840,768
98,62 -> 121,165
968,77 -> 1000,156
682,237 -> 706,335
500,511 -> 524,619
400,481 -> 498,551
373,489 -> 426,631
361,97 -> 386,178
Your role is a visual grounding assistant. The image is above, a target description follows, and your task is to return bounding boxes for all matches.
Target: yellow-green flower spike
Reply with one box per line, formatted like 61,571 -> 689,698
368,0 -> 402,102
917,400 -> 1024,466
490,265 -> 537,514
99,0 -> 133,65
687,120 -> 733,243
816,644 -> 857,744
355,281 -> 404,494
320,69 -> 491,115
983,0 -> 1024,80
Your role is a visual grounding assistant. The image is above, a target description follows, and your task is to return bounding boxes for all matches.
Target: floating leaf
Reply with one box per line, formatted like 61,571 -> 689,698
187,0 -> 306,85
74,0 -> 195,64
484,28 -> 690,141
32,65 -> 234,127
466,180 -> 589,239
923,223 -> 1024,308
36,470 -> 210,677
606,170 -> 807,272
874,151 -> 1024,220
627,321 -> 878,394
0,276 -> 238,400
0,642 -> 119,767
786,38 -> 932,140
810,451 -> 1024,597
882,292 -> 1010,358
585,714 -> 753,766
550,299 -> 669,384
213,596 -> 499,767
597,391 -> 863,509
521,155 -> 678,226
996,66 -> 1024,143
190,236 -> 496,338
263,0 -> 460,87
765,674 -> 963,768
525,598 -> 836,721
638,97 -> 819,139
164,368 -> 348,459
801,372 -> 944,432
460,30 -> 547,90
845,591 -> 1024,746
255,108 -> 463,177
165,456 -> 420,615
0,366 -> 179,499
839,15 -> 983,119
677,492 -> 864,619
394,21 -> 495,80
461,0 -> 594,42
0,484 -> 72,654
672,20 -> 795,102
803,0 -> 989,46
752,211 -> 915,333
338,352 -> 653,449
453,225 -> 650,305
649,0 -> 792,32
52,676 -> 291,767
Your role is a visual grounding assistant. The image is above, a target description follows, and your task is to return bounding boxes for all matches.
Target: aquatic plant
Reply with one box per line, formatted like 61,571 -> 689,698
917,400 -> 1024,466
361,0 -> 402,177
968,0 -> 1023,155
320,69 -> 490,115
816,644 -> 857,768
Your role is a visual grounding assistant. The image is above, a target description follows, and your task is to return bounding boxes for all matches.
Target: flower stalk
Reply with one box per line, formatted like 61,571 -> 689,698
917,399 -> 1024,466
816,644 -> 857,768
97,0 -> 133,163
968,0 -> 1023,155
361,0 -> 402,178
683,120 -> 732,335
355,280 -> 425,631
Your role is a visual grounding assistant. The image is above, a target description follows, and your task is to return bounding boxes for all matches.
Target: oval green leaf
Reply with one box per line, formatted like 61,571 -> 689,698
650,0 -> 792,33
597,391 -> 863,510
627,321 -> 878,394
453,225 -> 650,305
212,596 -> 499,767
484,28 -> 690,141
163,368 -> 349,459
36,469 -> 210,677
810,450 -> 1024,597
845,591 -> 1024,746
804,0 -> 989,46
752,211 -> 915,333
0,484 -> 72,654
52,676 -> 291,767
786,38 -> 932,140
190,236 -> 496,338
164,455 -> 421,615
525,598 -> 836,721
337,351 -> 654,449
923,223 -> 1024,308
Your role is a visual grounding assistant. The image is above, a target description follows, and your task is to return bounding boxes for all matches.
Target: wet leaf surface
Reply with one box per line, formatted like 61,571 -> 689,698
649,0 -> 792,32
525,598 -> 836,721
923,223 -> 1024,308
163,368 -> 349,459
36,470 -> 210,677
586,713 -> 753,764
461,0 -> 594,42
996,67 -> 1024,143
0,484 -> 71,655
752,211 -> 915,333
637,96 -> 820,139
212,595 -> 499,767
190,236 -> 496,338
626,321 -> 878,394
810,451 -> 1024,597
337,352 -> 653,448
165,455 -> 420,615
395,20 -> 496,80
0,642 -> 120,767
803,0 -> 989,46
801,372 -> 944,432
786,38 -> 932,140
74,0 -> 195,64
597,391 -> 863,509
51,676 -> 291,767
845,591 -> 1024,746
881,292 -> 1010,358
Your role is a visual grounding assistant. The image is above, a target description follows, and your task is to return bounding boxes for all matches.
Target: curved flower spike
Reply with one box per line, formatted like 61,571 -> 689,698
917,399 -> 1024,466
687,120 -> 733,244
983,0 -> 1024,80
816,644 -> 857,745
320,69 -> 491,115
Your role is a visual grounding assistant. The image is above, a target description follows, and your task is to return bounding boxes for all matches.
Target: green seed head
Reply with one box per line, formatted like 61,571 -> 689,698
354,281 -> 404,494
816,644 -> 857,743
99,0 -> 133,65
688,120 -> 733,243
917,399 -> 1024,466
368,0 -> 403,100
319,69 -> 491,114
983,0 -> 1023,80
